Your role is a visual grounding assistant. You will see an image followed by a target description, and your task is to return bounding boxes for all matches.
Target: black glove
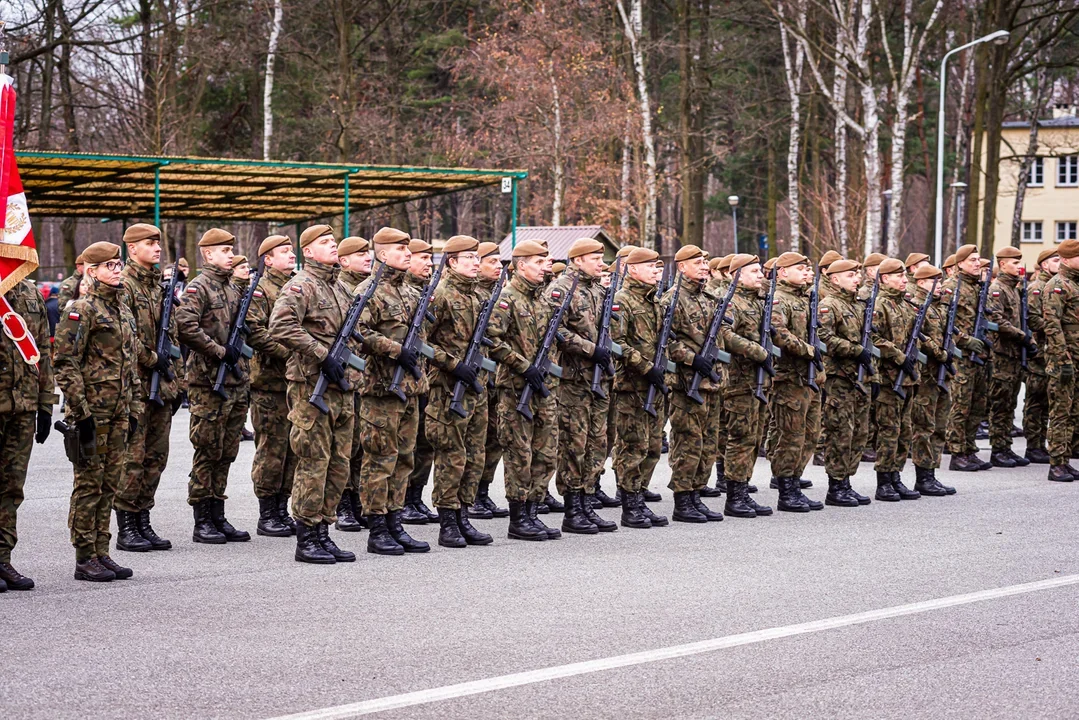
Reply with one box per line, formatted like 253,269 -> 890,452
812,345 -> 824,371
451,361 -> 478,387
397,345 -> 419,372
944,357 -> 956,377
522,365 -> 546,392
35,409 -> 51,444
644,366 -> 666,389
760,355 -> 776,378
871,382 -> 881,400
154,353 -> 173,378
1024,337 -> 1039,355
690,353 -> 713,377
857,346 -> 875,372
321,354 -> 347,386
591,343 -> 611,368
127,416 -> 139,442
901,354 -> 918,378
76,417 -> 96,445
222,344 -> 241,366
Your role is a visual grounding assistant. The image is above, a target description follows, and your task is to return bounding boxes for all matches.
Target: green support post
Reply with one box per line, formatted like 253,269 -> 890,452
343,172 -> 351,236
511,177 -> 519,249
153,165 -> 162,227
295,222 -> 303,269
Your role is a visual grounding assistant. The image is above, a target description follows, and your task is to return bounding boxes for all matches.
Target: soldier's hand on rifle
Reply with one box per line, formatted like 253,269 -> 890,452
590,343 -> 611,367
35,409 -> 51,444
901,354 -> 918,378
397,344 -> 419,372
451,361 -> 478,387
321,355 -> 347,385
222,344 -> 242,366
522,365 -> 546,392
76,417 -> 96,444
966,338 -> 989,357
154,353 -> 172,377
760,355 -> 776,378
690,353 -> 713,377
811,344 -> 824,371
644,365 -> 666,389
857,345 -> 875,372
1024,337 -> 1039,356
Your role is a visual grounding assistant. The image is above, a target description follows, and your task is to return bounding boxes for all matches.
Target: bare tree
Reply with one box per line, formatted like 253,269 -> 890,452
617,0 -> 658,248
776,0 -> 806,251
263,0 -> 283,161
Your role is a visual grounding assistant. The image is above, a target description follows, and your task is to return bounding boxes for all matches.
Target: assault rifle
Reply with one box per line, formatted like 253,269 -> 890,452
517,274 -> 578,420
754,271 -> 781,404
855,274 -> 881,395
308,263 -> 386,414
937,273 -> 964,392
807,267 -> 826,392
643,273 -> 680,418
1019,267 -> 1032,370
448,265 -> 505,418
686,269 -> 737,404
970,258 -> 1000,366
591,258 -> 624,399
148,265 -> 185,407
892,279 -> 935,399
212,256 -> 264,400
389,253 -> 449,402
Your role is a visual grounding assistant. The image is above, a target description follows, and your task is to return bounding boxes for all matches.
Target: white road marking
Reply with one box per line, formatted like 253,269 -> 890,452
267,574 -> 1079,719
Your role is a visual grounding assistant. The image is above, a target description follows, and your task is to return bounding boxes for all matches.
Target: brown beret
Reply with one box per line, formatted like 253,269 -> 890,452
979,257 -> 991,268
763,257 -> 777,271
824,259 -> 861,275
551,262 -> 567,275
300,224 -> 334,248
904,252 -> 930,268
259,235 -> 292,257
335,237 -> 367,258
913,264 -> 943,280
943,254 -> 957,269
443,235 -> 479,254
478,241 -> 500,259
675,245 -> 704,263
729,254 -> 760,273
372,227 -> 410,246
199,228 -> 235,248
708,257 -> 723,271
995,246 -> 1022,260
123,223 -> 160,244
617,245 -> 638,259
82,241 -> 121,264
568,238 -> 605,259
231,255 -> 248,268
75,253 -> 85,265
1058,239 -> 1079,259
408,239 -> 433,255
717,254 -> 735,272
776,251 -> 809,269
819,250 -> 843,268
512,240 -> 548,258
863,252 -> 886,268
1037,248 -> 1059,265
954,244 -> 978,264
878,258 -> 905,275
626,247 -> 660,265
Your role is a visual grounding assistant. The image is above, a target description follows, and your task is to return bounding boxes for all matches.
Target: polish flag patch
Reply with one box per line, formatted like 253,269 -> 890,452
291,285 -> 304,294
186,286 -> 198,294
253,290 -> 264,298
68,312 -> 80,321
1054,287 -> 1063,294
498,300 -> 510,310
992,291 -> 1000,297
551,289 -> 562,300
1033,290 -> 1041,295
820,307 -> 829,314
612,304 -> 620,312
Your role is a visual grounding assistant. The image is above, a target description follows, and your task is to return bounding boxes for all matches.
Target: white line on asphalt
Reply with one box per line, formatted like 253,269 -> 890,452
267,574 -> 1079,720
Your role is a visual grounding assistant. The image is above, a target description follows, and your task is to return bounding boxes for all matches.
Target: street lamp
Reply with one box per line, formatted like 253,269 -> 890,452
728,195 -> 739,253
934,29 -> 1010,265
951,181 -> 968,253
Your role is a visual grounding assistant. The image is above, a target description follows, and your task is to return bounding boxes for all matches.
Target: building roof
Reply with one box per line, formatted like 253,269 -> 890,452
1002,116 -> 1079,130
498,225 -> 619,260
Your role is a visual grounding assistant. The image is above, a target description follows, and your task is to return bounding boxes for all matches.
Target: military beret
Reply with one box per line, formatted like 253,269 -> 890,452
478,241 -> 500,259
954,244 -> 978,264
980,257 -> 991,268
259,235 -> 292,257
904,252 -> 930,268
763,257 -> 777,271
567,238 -> 605,259
824,258 -> 861,275
299,224 -> 334,248
551,262 -> 567,275
1037,248 -> 1059,265
776,251 -> 809,269
231,255 -> 248,268
512,240 -> 548,258
75,253 -> 85,265
82,241 -> 121,264
995,246 -> 1022,260
729,254 -> 760,273
408,239 -> 433,254
819,250 -> 843,268
943,254 -> 957,269
626,247 -> 660,265
123,223 -> 160,243
717,254 -> 735,272
1059,239 -> 1079,259
443,235 -> 479,254
708,257 -> 723,271
863,252 -> 886,268
616,245 -> 638,259
878,258 -> 905,275
675,245 -> 704,262
914,264 -> 943,280
199,228 -> 235,248
372,227 -> 410,246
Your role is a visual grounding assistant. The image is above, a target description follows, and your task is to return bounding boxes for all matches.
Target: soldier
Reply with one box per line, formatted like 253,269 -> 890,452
231,255 -> 250,288
421,235 -> 494,547
817,250 -> 842,300
268,225 -> 356,563
354,228 -> 430,554
113,223 -> 181,554
54,241 -> 141,582
247,234 -> 298,538
702,253 -> 733,498
904,253 -> 930,293
810,251 -> 841,468
175,228 -> 251,544
486,240 -> 562,541
856,253 -> 887,465
610,247 -> 670,528
400,238 -> 437,524
1041,239 -> 1079,481
0,273 -> 56,590
943,254 -> 957,279
551,262 -> 567,278
663,244 -> 724,523
1022,248 -> 1058,464
57,253 -> 84,309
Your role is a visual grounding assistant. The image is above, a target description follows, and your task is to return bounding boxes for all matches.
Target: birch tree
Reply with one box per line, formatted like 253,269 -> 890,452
1009,66 -> 1050,246
776,0 -> 806,252
263,0 -> 283,161
617,0 -> 658,248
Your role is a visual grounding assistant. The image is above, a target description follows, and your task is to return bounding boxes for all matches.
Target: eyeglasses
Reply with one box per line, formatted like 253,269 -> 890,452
102,260 -> 124,272
455,252 -> 480,261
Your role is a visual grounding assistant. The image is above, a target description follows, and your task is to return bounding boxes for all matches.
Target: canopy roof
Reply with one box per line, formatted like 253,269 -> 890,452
16,151 -> 527,223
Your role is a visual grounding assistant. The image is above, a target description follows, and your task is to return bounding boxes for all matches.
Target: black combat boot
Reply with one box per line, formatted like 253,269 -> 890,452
115,509 -> 152,552
747,483 -> 759,494
594,481 -> 619,508
528,501 -> 563,539
619,488 -> 651,529
948,453 -> 983,472
825,477 -> 859,507
974,453 -> 993,471
797,478 -> 813,489
701,461 -> 724,497
387,510 -> 431,553
744,488 -> 773,515
793,482 -> 823,510
277,494 -> 297,534
723,481 -> 757,518
74,558 -> 115,582
1003,448 -> 1030,467
192,500 -> 226,544
544,490 -> 566,512
400,486 -> 429,525
672,491 -> 708,523
258,496 -> 293,537
295,522 -> 336,564
692,490 -> 723,521
891,472 -> 921,500
844,479 -> 871,505
508,501 -> 547,541
642,487 -> 662,502
467,488 -> 495,520
317,523 -> 355,562
366,515 -> 405,555
455,508 -> 493,545
913,466 -> 947,497
812,452 -> 825,466
210,499 -> 250,541
930,469 -> 956,495
136,509 -> 172,550
334,493 -> 363,533
0,562 -> 34,590
990,450 -> 1017,468
581,492 -> 617,532
412,486 -> 438,521
351,491 -> 368,529
437,508 -> 467,548
769,477 -> 779,489
777,478 -> 810,513
861,449 -> 877,463
562,491 -> 599,535
483,490 -> 509,518
875,471 -> 900,502
0,576 -> 6,592
638,493 -> 669,526
1048,465 -> 1076,482
98,555 -> 133,579
1025,447 -> 1051,464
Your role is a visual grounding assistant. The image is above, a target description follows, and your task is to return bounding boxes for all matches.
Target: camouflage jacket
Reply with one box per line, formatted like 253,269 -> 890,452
269,259 -> 352,384
247,268 -> 292,392
1042,265 -> 1079,375
487,273 -> 553,392
54,281 -> 142,421
57,271 -> 82,309
119,260 -> 182,402
662,275 -> 722,393
818,286 -> 864,383
1027,270 -> 1052,375
425,267 -> 483,394
913,286 -> 950,383
611,275 -> 661,394
705,275 -> 727,300
338,267 -> 371,388
339,269 -> 369,294
720,285 -> 771,391
819,274 -> 836,299
356,263 -> 427,398
548,266 -> 604,383
987,272 -> 1026,359
771,280 -> 815,385
473,275 -> 501,386
175,263 -> 247,388
941,270 -> 986,358
0,280 -> 57,414
871,286 -> 916,387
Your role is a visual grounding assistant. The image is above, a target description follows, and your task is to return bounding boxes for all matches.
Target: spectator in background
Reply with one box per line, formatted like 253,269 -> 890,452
40,284 -> 59,338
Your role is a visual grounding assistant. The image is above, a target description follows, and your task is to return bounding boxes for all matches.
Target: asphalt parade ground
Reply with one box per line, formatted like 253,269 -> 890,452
4,408 -> 1079,720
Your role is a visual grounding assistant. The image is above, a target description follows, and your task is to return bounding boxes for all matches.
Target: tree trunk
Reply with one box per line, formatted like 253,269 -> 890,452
37,0 -> 58,149
617,0 -> 658,248
620,115 -> 632,239
263,0 -> 283,161
777,0 -> 805,251
861,82 -> 882,257
832,25 -> 850,255
979,40 -> 1009,257
547,61 -> 563,226
1010,71 -> 1048,247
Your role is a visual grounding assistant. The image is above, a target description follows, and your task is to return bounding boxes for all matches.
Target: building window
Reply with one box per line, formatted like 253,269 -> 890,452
1022,221 -> 1043,242
1059,156 -> 1079,187
1057,221 -> 1078,243
1029,157 -> 1044,186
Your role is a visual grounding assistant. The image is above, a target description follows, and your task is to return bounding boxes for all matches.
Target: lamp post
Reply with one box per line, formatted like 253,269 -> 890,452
728,195 -> 739,253
934,29 -> 1010,265
951,181 -> 968,253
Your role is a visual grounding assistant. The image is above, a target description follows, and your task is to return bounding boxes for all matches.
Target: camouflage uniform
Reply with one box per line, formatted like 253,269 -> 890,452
1023,270 -> 1052,453
871,286 -> 916,472
339,268 -> 369,495
818,285 -> 866,480
986,272 -> 1026,452
57,271 -> 82,310
705,276 -> 731,475
0,281 -> 56,565
405,272 -> 434,495
476,274 -> 504,494
769,280 -> 819,479
115,261 -> 181,514
1042,265 -> 1079,466
910,286 -> 951,470
719,285 -> 771,484
175,264 -> 250,505
855,280 -> 878,456
54,281 -> 142,561
269,258 -> 355,525
943,270 -> 990,455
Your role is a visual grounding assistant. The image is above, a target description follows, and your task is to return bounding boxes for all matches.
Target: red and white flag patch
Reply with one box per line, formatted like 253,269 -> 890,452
498,300 -> 509,310
186,286 -> 198,294
291,285 -> 303,294
992,291 -> 1000,297
68,312 -> 80,321
253,290 -> 263,298
551,289 -> 562,300
1033,289 -> 1041,295
1054,287 -> 1063,294
612,304 -> 620,312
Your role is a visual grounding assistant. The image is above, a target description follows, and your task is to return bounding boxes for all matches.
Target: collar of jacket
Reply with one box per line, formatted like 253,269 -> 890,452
124,259 -> 161,286
233,277 -> 250,292
566,265 -> 598,288
511,273 -> 543,297
959,269 -> 983,284
624,275 -> 654,296
339,268 -> 368,287
836,286 -> 857,301
202,263 -> 233,283
997,272 -> 1019,289
735,284 -> 759,299
89,280 -> 121,302
406,271 -> 428,288
445,266 -> 475,291
778,279 -> 804,293
1038,270 -> 1054,283
678,275 -> 703,296
1063,265 -> 1079,282
913,286 -> 935,305
304,258 -> 339,283
264,267 -> 291,289
477,276 -> 498,292
881,285 -> 905,300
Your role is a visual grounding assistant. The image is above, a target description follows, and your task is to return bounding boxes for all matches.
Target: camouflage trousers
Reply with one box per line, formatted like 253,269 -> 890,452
70,411 -> 129,561
1023,371 -> 1049,451
540,385 -> 560,494
911,381 -> 949,469
407,393 -> 434,490
427,389 -> 488,509
347,393 -> 364,493
822,376 -> 862,480
668,390 -> 722,493
187,385 -> 249,505
769,382 -> 819,479
1047,373 -> 1079,465
611,389 -> 663,493
988,357 -> 1022,451
359,394 -> 418,516
854,384 -> 873,457
874,387 -> 913,472
723,388 -> 765,483
287,381 -> 353,526
555,380 -> 610,496
115,400 -> 173,513
0,412 -> 35,564
945,361 -> 989,455
250,389 -> 297,500
497,389 -> 557,503
480,390 -> 501,488
716,389 -> 730,465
